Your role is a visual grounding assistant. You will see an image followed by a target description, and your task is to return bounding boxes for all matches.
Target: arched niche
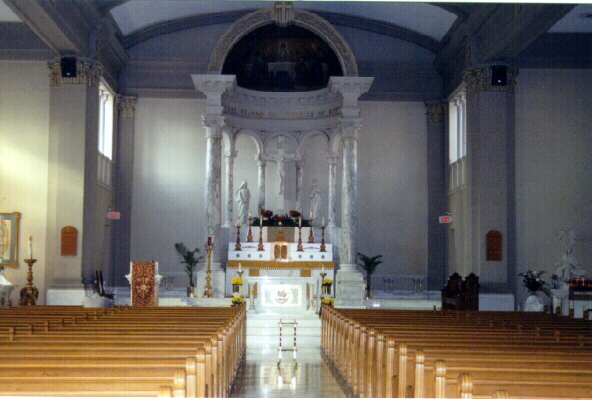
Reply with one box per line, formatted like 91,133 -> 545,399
208,6 -> 358,79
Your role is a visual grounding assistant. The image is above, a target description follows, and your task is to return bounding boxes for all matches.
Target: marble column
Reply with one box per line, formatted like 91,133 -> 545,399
203,115 -> 224,264
192,74 -> 235,280
295,160 -> 304,212
257,159 -> 266,213
113,96 -> 137,287
326,152 -> 339,228
339,120 -> 362,270
224,150 -> 237,227
425,101 -> 447,291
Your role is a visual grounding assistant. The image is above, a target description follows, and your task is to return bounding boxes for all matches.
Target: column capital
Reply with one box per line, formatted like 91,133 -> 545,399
326,152 -> 339,164
116,96 -> 137,118
202,115 -> 225,138
424,101 -> 447,123
47,58 -> 103,87
339,118 -> 363,141
224,150 -> 238,160
464,66 -> 518,94
191,74 -> 236,111
329,76 -> 374,117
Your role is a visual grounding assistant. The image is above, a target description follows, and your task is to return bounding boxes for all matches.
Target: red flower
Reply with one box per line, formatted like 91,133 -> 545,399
289,210 -> 301,218
262,210 -> 274,218
274,215 -> 285,221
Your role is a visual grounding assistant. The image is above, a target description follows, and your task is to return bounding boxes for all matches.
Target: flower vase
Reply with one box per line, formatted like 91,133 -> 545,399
232,284 -> 240,294
524,292 -> 544,312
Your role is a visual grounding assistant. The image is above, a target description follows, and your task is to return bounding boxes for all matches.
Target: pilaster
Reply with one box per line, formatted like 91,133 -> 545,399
224,151 -> 238,227
45,58 -> 103,293
463,66 -> 517,291
113,96 -> 137,287
257,159 -> 266,213
326,153 -> 339,228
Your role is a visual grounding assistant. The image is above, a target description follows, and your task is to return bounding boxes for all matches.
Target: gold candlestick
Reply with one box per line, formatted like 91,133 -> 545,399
247,216 -> 253,242
257,225 -> 264,251
235,224 -> 242,251
320,225 -> 326,252
297,226 -> 304,251
308,218 -> 315,243
203,245 -> 214,298
20,259 -> 39,306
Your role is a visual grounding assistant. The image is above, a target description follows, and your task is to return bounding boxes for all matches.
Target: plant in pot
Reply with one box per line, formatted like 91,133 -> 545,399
357,252 -> 383,298
174,242 -> 203,297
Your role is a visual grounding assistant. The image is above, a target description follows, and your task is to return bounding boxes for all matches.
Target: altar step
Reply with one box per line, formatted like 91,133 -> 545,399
246,312 -> 322,349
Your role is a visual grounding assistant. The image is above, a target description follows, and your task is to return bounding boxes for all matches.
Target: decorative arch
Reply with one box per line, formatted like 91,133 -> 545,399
298,130 -> 330,154
263,132 -> 299,153
208,6 -> 358,77
234,128 -> 264,155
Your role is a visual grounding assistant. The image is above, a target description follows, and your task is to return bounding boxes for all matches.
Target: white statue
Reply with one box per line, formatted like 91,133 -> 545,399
276,156 -> 285,195
555,226 -> 579,283
235,181 -> 250,225
309,179 -> 321,220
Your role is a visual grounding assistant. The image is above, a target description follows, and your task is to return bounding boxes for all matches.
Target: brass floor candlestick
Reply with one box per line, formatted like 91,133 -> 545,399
203,247 -> 214,298
247,217 -> 253,242
257,225 -> 265,251
20,259 -> 39,306
320,225 -> 326,252
297,226 -> 304,251
308,219 -> 315,243
235,224 -> 242,251
320,271 -> 327,298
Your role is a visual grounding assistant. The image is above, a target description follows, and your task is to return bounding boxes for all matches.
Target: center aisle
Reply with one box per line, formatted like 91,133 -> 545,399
232,348 -> 348,398
231,311 -> 348,398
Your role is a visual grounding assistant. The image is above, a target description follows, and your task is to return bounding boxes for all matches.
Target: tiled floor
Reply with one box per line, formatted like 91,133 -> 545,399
232,347 -> 348,398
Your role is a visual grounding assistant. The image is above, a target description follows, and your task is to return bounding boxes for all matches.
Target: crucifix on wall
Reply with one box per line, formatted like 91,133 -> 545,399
264,136 -> 301,212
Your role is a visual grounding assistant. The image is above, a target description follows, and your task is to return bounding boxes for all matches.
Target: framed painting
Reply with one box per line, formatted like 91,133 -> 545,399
0,212 -> 21,268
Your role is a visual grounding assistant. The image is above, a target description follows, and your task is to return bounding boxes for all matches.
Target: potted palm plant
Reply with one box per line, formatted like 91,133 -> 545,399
174,242 -> 203,297
357,252 -> 383,298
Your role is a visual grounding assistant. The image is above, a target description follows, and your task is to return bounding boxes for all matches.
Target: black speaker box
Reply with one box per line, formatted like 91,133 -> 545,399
61,56 -> 77,78
491,65 -> 507,86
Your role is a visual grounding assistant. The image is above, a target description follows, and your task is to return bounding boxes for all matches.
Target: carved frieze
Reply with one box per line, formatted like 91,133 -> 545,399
116,96 -> 137,118
425,102 -> 446,123
47,60 -> 103,87
464,67 -> 518,94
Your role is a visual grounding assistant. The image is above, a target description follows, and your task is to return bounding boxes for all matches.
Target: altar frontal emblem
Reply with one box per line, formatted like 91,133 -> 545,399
275,289 -> 292,304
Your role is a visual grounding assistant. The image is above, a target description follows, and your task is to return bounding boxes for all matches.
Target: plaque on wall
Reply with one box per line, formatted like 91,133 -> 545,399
486,230 -> 502,261
61,226 -> 77,256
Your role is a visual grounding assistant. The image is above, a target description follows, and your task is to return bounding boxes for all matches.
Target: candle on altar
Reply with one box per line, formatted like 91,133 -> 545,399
321,264 -> 325,274
322,217 -> 325,227
249,210 -> 252,218
309,209 -> 313,220
238,263 -> 242,273
260,216 -> 263,227
299,216 -> 302,227
28,236 -> 33,259
237,218 -> 241,228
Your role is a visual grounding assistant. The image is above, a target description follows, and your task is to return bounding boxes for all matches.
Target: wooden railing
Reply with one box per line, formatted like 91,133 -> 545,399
321,307 -> 592,399
0,305 -> 247,397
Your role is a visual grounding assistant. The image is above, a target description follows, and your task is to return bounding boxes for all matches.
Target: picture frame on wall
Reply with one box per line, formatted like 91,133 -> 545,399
0,212 -> 21,268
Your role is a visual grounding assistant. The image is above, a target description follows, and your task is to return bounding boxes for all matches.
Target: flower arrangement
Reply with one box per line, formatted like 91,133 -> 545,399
174,242 -> 203,288
231,297 -> 245,305
322,298 -> 334,305
518,269 -> 551,297
231,277 -> 244,285
322,279 -> 333,285
252,210 -> 310,227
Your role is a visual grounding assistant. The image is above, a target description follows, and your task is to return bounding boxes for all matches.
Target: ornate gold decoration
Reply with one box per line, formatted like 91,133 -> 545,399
19,259 -> 39,306
247,216 -> 253,242
130,262 -> 156,306
320,225 -> 327,252
47,60 -> 103,87
235,224 -> 242,251
308,218 -> 315,243
464,67 -> 518,94
203,246 -> 214,298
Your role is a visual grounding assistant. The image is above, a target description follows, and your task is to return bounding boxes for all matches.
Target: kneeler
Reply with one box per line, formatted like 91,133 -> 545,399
125,261 -> 162,306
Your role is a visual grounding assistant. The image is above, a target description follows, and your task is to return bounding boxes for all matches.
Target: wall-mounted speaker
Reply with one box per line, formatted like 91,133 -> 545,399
491,65 -> 507,86
61,56 -> 77,78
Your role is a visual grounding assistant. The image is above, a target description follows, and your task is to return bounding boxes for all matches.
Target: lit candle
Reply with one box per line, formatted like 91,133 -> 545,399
28,236 -> 33,259
322,217 -> 325,227
238,263 -> 242,273
237,218 -> 241,228
260,216 -> 263,227
299,216 -> 302,227
309,209 -> 313,219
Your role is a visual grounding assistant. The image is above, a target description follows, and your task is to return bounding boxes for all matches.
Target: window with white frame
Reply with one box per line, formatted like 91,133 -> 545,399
98,81 -> 114,185
448,87 -> 467,190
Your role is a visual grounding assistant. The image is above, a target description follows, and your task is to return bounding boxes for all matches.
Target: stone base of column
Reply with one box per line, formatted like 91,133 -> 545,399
335,269 -> 365,307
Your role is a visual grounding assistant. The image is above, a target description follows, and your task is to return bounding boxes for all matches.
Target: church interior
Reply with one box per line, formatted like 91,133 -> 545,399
0,0 -> 591,398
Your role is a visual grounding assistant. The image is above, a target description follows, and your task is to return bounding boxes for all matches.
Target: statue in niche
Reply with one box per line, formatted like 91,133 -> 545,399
235,181 -> 250,225
555,225 -> 579,283
276,156 -> 286,195
309,179 -> 321,220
